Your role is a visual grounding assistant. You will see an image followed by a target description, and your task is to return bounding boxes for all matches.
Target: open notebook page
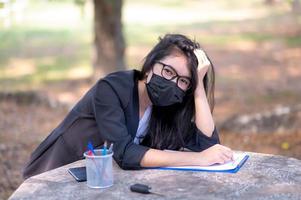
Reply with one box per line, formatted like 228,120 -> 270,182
162,151 -> 248,171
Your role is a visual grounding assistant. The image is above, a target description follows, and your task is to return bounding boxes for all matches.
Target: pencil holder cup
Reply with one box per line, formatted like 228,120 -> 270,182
83,149 -> 114,188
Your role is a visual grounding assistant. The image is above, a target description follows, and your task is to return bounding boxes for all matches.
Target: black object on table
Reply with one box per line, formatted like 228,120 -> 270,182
130,183 -> 164,196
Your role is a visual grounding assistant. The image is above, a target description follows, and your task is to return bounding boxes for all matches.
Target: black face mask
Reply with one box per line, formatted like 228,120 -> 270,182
146,74 -> 186,106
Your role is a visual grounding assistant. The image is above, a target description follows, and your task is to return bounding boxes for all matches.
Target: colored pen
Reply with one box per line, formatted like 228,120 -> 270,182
108,143 -> 113,153
88,141 -> 95,155
87,141 -> 103,178
103,141 -> 107,155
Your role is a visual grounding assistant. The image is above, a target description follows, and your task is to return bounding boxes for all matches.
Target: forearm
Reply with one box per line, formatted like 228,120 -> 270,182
194,85 -> 215,137
140,149 -> 201,167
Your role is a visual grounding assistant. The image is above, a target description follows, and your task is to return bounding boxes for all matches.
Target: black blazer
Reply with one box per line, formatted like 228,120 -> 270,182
23,70 -> 220,179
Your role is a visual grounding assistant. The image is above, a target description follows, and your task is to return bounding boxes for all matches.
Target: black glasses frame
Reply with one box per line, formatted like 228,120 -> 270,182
155,61 -> 192,91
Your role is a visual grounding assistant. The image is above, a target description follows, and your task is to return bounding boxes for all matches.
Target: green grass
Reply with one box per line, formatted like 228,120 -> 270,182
0,28 -> 85,62
0,25 -> 92,90
0,0 -> 93,91
286,35 -> 301,47
125,22 -> 293,48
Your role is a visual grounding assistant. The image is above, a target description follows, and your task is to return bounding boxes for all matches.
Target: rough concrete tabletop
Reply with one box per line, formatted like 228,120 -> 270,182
9,152 -> 301,200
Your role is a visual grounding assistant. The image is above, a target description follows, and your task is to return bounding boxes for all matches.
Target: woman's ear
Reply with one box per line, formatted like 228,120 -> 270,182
145,71 -> 153,83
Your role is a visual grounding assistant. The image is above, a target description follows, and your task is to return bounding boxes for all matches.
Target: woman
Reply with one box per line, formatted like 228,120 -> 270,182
23,34 -> 233,179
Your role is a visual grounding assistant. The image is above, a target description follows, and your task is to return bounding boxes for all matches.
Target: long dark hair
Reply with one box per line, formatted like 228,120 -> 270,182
139,34 -> 215,150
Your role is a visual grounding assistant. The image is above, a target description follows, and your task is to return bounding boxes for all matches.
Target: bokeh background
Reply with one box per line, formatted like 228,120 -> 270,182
1,0 -> 301,198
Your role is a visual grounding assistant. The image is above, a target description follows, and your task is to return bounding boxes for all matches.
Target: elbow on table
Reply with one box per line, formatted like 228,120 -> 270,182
116,159 -> 142,170
113,142 -> 150,170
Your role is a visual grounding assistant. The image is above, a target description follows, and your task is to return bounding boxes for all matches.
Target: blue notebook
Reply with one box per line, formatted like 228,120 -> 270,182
147,152 -> 249,173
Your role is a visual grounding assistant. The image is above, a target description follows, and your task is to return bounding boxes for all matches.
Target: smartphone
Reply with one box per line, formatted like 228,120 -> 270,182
68,167 -> 87,182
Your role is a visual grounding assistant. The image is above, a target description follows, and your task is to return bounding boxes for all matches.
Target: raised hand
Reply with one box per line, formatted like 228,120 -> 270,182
194,49 -> 211,81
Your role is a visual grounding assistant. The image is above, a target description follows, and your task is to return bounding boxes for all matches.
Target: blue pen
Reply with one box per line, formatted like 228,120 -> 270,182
103,141 -> 107,155
88,141 -> 95,155
87,141 -> 103,178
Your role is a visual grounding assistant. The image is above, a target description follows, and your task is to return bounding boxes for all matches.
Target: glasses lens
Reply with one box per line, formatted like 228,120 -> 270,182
158,62 -> 191,91
178,77 -> 191,91
161,65 -> 177,80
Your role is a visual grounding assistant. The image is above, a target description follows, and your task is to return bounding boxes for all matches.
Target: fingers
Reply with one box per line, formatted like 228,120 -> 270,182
194,49 -> 211,67
219,154 -> 230,164
221,146 -> 233,158
214,144 -> 234,164
222,150 -> 234,162
216,153 -> 233,164
221,146 -> 234,160
200,144 -> 234,165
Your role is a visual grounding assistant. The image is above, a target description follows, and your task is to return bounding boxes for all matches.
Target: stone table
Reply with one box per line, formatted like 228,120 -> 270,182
9,152 -> 301,200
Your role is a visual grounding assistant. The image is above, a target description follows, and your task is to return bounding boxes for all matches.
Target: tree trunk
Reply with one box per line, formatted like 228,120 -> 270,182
93,0 -> 125,79
264,0 -> 276,5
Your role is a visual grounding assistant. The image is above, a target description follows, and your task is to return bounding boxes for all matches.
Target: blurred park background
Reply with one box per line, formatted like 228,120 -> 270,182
1,0 -> 301,198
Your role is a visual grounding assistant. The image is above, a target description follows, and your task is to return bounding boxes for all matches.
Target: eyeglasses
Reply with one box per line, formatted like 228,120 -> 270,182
155,61 -> 192,91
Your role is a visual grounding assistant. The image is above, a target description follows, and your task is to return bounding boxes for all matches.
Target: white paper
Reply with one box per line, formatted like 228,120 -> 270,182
163,152 -> 248,171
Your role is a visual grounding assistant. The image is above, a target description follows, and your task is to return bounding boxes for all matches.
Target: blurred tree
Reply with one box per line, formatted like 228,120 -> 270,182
264,0 -> 277,5
93,0 -> 125,78
292,0 -> 301,13
265,0 -> 301,14
55,0 -> 126,78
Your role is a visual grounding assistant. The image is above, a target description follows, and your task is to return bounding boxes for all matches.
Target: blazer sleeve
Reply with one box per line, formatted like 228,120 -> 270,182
184,123 -> 220,152
92,80 -> 150,170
